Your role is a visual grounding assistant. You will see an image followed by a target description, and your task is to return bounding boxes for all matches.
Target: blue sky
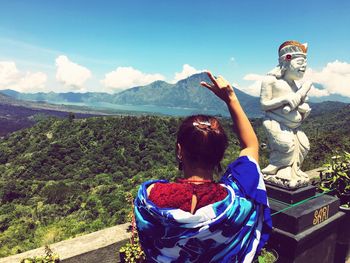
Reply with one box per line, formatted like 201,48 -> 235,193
0,0 -> 350,99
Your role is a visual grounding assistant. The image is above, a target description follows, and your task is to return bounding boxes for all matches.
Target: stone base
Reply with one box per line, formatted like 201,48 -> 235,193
264,174 -> 309,190
268,211 -> 345,263
335,206 -> 350,263
266,184 -> 316,204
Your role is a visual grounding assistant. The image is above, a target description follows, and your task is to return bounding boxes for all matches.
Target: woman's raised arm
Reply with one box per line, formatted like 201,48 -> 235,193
200,71 -> 259,162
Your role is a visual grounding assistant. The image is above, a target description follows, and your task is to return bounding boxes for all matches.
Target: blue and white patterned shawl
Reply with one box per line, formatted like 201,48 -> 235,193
134,156 -> 272,263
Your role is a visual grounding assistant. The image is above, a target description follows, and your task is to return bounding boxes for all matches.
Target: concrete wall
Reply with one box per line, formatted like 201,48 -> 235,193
0,223 -> 130,263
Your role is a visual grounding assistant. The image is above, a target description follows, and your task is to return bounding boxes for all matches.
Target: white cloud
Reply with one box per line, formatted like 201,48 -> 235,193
308,85 -> 330,97
241,60 -> 350,98
17,72 -> 47,91
172,64 -> 204,83
240,74 -> 269,96
0,61 -> 20,85
0,61 -> 47,92
303,60 -> 350,97
101,66 -> 165,90
55,55 -> 91,89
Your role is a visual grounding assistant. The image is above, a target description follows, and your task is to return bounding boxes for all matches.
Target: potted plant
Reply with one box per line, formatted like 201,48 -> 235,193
319,151 -> 350,207
253,248 -> 278,263
319,151 -> 350,262
119,193 -> 145,263
119,235 -> 145,263
20,245 -> 60,263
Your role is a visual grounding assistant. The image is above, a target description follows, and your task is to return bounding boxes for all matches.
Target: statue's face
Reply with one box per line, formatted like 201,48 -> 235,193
284,55 -> 307,80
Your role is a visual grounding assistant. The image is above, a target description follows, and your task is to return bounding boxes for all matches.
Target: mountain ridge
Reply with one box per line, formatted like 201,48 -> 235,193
1,72 -> 349,117
0,73 -> 262,117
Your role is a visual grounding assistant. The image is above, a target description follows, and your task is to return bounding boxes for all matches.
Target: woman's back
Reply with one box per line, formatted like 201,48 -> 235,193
135,156 -> 270,263
148,181 -> 228,213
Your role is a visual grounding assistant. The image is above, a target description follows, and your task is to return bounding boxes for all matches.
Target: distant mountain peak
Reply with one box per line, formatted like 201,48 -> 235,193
0,92 -> 21,104
152,79 -> 169,85
177,72 -> 209,83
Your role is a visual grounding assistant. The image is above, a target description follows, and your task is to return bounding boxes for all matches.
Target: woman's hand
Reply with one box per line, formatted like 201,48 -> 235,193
201,71 -> 259,162
200,71 -> 238,104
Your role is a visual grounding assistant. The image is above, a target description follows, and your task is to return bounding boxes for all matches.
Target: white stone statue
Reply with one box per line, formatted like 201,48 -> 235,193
260,40 -> 312,189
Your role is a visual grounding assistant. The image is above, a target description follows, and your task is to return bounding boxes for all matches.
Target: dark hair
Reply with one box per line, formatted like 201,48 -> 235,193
177,115 -> 228,170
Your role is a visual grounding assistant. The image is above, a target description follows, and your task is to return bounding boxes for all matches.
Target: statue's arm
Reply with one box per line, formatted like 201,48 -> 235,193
282,82 -> 311,112
298,81 -> 312,101
260,78 -> 287,111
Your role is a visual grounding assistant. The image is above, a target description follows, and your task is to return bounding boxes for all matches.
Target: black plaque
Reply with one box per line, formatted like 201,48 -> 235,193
269,194 -> 340,234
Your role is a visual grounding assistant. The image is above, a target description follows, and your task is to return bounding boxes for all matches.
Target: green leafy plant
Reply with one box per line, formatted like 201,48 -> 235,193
20,245 -> 60,263
254,248 -> 278,263
319,151 -> 350,207
119,235 -> 145,263
119,193 -> 145,263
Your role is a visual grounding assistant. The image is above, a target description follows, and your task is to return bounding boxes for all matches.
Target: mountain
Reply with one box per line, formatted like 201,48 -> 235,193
309,94 -> 350,103
0,92 -> 29,105
307,83 -> 350,103
111,73 -> 261,116
2,72 -> 349,118
0,73 -> 262,117
0,93 -> 107,136
0,92 -> 104,114
0,89 -> 110,104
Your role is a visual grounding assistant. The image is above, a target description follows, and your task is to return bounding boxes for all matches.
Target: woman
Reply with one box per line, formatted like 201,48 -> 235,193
134,72 -> 272,263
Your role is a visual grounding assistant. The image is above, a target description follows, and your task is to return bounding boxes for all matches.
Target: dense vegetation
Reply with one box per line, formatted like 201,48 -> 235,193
302,103 -> 350,168
0,103 -> 349,257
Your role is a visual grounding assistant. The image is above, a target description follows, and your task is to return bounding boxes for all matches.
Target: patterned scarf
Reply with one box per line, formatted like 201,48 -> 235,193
134,156 -> 272,263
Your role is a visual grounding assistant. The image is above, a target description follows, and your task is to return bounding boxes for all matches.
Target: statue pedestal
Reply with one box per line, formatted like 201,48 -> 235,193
266,184 -> 316,204
266,185 -> 345,262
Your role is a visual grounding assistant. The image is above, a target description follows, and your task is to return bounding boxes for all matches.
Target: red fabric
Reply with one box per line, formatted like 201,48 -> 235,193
148,182 -> 228,212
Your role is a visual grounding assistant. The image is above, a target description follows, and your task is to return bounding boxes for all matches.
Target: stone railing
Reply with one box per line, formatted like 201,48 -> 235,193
0,223 -> 130,263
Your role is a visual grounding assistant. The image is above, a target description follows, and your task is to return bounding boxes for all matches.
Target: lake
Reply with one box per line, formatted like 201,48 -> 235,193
47,101 -> 226,117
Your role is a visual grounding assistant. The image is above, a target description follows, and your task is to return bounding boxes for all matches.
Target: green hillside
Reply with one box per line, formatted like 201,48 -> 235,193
0,104 -> 349,257
302,103 -> 350,168
0,115 -> 242,257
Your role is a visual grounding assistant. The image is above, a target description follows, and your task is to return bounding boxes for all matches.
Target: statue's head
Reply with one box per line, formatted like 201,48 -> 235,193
268,40 -> 308,80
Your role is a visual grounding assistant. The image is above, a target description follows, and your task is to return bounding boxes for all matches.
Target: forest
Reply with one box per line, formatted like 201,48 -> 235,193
0,102 -> 349,257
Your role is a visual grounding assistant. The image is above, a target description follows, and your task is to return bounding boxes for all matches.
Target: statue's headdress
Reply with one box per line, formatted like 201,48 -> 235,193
278,40 -> 308,61
268,40 -> 308,78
